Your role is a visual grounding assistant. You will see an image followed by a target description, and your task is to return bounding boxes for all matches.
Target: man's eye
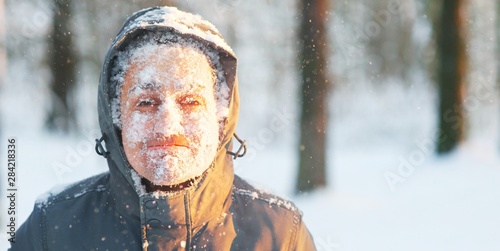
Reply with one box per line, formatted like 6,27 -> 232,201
178,96 -> 204,107
136,99 -> 158,108
184,99 -> 200,106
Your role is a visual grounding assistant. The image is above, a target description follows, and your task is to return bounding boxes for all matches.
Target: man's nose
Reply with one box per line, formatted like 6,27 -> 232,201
153,100 -> 183,135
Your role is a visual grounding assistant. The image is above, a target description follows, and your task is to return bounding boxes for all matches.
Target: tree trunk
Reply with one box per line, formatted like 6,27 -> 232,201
296,0 -> 329,194
46,0 -> 77,132
436,0 -> 467,154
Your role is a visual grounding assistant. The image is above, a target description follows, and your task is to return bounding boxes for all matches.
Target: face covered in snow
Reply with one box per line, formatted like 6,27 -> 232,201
120,45 -> 219,186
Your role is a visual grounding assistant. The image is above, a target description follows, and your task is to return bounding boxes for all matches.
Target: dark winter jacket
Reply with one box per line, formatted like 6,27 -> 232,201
11,6 -> 316,251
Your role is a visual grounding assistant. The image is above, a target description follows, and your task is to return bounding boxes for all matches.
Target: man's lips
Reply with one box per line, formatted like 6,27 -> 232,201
147,135 -> 189,149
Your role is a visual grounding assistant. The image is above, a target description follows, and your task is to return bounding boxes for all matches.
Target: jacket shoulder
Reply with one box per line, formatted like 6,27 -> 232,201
36,172 -> 109,208
230,175 -> 316,250
9,203 -> 45,250
232,175 -> 301,214
10,173 -> 111,251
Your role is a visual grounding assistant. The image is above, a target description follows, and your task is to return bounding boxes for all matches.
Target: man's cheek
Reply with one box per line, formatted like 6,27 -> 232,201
182,115 -> 201,130
125,112 -> 155,142
188,111 -> 214,125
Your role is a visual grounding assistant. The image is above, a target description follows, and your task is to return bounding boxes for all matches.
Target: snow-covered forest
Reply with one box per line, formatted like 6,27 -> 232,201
2,0 -> 500,250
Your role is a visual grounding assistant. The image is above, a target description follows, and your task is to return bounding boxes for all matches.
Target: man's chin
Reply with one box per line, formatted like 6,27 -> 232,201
146,163 -> 197,184
144,172 -> 202,192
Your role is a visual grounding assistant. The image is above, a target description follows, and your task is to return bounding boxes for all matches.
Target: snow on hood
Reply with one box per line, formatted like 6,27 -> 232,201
96,6 -> 239,195
121,7 -> 234,55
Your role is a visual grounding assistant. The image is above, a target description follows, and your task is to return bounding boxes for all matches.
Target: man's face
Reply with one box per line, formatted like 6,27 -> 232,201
120,45 -> 219,186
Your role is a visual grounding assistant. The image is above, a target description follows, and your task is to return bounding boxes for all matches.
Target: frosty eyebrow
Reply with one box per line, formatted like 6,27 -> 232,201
127,82 -> 159,94
126,81 -> 211,97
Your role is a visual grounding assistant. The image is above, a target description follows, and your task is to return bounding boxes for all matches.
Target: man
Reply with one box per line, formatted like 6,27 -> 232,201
11,6 -> 316,250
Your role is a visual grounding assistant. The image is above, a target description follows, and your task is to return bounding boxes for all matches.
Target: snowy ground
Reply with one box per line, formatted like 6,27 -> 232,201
2,81 -> 500,250
243,139 -> 500,251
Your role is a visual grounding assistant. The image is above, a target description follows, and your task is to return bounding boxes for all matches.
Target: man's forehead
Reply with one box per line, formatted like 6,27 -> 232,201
125,51 -> 214,90
127,81 -> 208,94
129,44 -> 211,67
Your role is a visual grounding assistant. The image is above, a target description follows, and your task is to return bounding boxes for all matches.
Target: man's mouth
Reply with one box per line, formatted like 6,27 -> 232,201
147,134 -> 189,149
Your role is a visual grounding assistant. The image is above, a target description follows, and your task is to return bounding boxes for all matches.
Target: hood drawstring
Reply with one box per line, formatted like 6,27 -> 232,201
226,133 -> 247,159
95,134 -> 110,158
